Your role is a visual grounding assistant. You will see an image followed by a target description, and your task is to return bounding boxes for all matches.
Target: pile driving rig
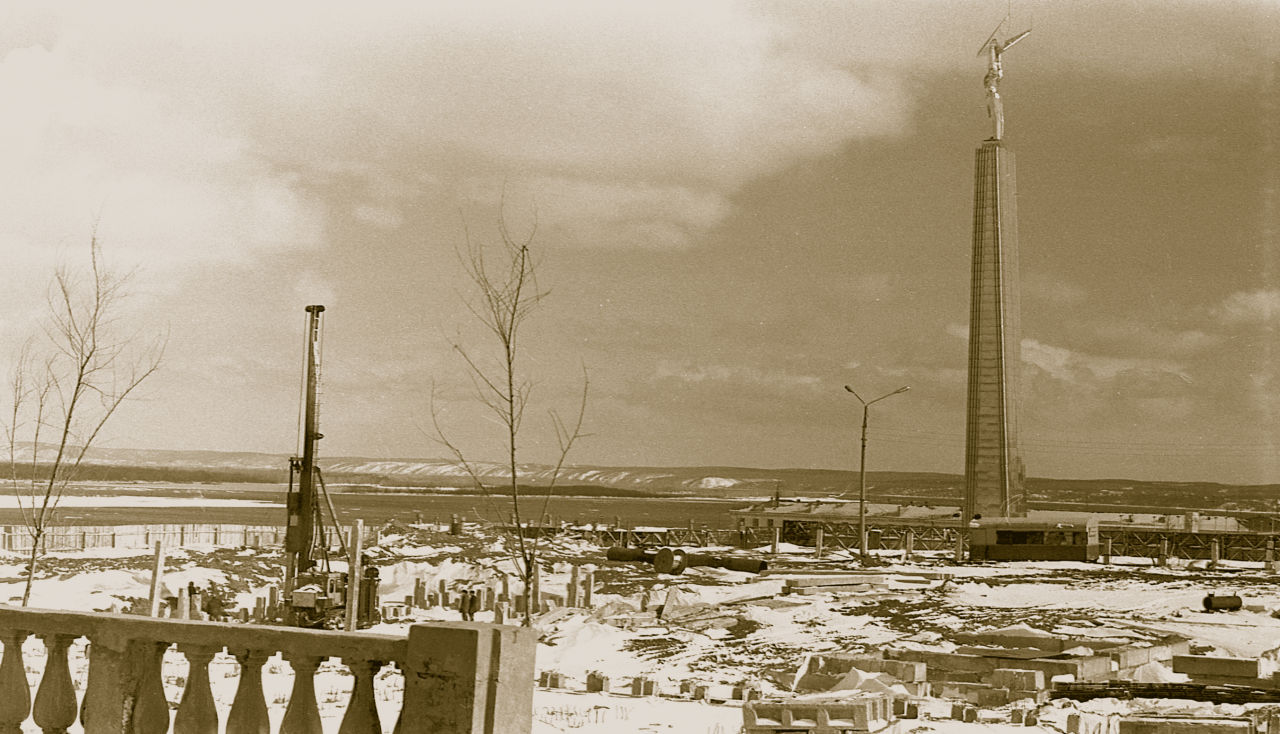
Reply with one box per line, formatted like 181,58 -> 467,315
283,305 -> 380,628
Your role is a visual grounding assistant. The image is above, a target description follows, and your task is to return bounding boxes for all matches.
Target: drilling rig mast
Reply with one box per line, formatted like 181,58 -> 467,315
282,305 -> 378,628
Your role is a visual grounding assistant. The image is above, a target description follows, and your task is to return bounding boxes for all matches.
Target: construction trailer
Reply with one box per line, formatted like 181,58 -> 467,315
968,517 -> 1099,562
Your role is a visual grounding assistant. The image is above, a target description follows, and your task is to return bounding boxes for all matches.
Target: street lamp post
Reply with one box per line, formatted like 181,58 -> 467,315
844,384 -> 909,563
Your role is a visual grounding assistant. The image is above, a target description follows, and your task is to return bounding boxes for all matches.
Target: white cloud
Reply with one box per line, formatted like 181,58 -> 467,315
654,361 -> 821,390
16,2 -> 914,250
0,43 -> 322,271
1021,338 -> 1188,383
1217,289 -> 1280,325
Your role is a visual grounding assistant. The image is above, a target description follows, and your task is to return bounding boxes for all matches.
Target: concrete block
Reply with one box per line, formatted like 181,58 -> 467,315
630,677 -> 656,696
1111,645 -> 1155,670
899,681 -> 931,697
991,668 -> 1045,691
939,681 -> 1001,705
586,671 -> 610,693
1117,716 -> 1255,733
1172,655 -> 1260,679
401,623 -> 537,734
963,706 -> 978,723
882,659 -> 927,682
1009,689 -> 1050,705
975,687 -> 1012,707
889,647 -> 1110,682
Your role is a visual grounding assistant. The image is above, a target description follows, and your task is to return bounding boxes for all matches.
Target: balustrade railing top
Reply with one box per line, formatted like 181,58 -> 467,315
0,604 -> 535,734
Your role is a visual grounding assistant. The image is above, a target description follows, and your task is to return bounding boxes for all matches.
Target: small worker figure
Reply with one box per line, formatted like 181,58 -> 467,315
466,589 -> 479,621
457,590 -> 470,620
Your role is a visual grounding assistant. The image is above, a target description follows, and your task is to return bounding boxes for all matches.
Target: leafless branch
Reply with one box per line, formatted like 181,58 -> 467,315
431,210 -> 588,625
4,235 -> 164,604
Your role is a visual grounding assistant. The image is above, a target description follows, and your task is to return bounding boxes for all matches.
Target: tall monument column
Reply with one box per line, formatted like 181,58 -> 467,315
964,27 -> 1030,522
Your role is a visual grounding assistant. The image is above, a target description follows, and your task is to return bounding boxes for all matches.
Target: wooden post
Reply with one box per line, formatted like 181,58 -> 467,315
953,531 -> 965,563
147,542 -> 166,617
903,529 -> 914,561
771,526 -> 780,555
814,528 -> 825,559
1210,538 -> 1220,569
529,564 -> 541,619
567,566 -> 580,608
1103,538 -> 1113,565
345,519 -> 364,631
582,568 -> 594,609
1158,538 -> 1169,567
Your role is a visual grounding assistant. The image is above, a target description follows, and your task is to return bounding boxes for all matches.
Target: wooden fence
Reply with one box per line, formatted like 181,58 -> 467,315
0,523 -> 370,553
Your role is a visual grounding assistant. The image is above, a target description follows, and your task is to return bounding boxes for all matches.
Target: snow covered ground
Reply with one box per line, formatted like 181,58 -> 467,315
7,525 -> 1280,732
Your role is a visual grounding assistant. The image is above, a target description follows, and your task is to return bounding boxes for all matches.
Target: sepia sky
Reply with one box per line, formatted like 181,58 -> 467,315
0,1 -> 1277,483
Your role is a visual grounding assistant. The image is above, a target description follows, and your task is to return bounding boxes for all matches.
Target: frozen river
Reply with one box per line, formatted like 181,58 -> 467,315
0,483 -> 755,529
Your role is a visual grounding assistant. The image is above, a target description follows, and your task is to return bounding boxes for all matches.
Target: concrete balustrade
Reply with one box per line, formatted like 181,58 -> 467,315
0,605 -> 535,734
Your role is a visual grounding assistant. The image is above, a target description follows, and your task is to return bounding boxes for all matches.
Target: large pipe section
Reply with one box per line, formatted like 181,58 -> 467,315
605,546 -> 767,575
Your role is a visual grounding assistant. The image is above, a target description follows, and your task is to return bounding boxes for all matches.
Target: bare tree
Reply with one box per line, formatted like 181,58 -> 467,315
430,215 -> 588,625
5,237 -> 163,605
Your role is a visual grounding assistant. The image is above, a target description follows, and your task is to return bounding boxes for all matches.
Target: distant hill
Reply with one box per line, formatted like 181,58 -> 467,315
7,444 -> 1280,513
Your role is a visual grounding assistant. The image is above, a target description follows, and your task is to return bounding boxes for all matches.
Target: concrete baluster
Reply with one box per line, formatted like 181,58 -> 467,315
338,658 -> 383,734
131,641 -> 172,734
33,634 -> 77,734
279,654 -> 323,734
0,631 -> 31,734
226,650 -> 270,734
174,645 -> 220,734
80,636 -> 147,733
